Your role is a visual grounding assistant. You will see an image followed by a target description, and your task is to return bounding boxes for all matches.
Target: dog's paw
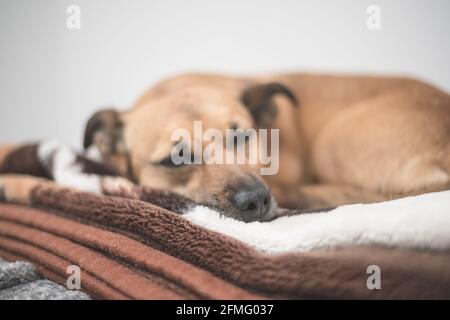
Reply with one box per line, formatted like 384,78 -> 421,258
0,175 -> 52,204
101,176 -> 139,199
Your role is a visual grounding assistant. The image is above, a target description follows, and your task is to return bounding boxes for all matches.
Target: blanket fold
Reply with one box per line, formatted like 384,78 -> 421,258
1,143 -> 450,299
0,204 -> 259,299
4,184 -> 446,299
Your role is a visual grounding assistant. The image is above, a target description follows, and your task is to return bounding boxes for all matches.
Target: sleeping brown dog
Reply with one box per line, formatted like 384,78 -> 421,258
80,73 -> 450,222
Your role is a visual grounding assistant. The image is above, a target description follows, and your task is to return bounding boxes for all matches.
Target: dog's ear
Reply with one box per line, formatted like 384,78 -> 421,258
83,109 -> 126,155
84,109 -> 133,180
240,82 -> 298,127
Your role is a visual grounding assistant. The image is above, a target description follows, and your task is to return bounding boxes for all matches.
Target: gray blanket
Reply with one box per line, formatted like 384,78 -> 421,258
0,258 -> 90,300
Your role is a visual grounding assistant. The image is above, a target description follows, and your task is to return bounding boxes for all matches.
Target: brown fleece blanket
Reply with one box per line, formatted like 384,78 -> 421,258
1,143 -> 450,299
0,203 -> 256,299
0,184 -> 449,299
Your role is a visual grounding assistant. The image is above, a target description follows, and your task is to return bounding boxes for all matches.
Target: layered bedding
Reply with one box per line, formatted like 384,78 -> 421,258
0,142 -> 450,299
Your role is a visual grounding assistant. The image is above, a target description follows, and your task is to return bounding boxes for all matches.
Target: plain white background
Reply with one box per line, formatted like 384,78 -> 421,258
1,0 -> 449,148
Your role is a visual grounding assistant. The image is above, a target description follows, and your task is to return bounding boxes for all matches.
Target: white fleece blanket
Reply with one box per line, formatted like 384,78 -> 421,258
184,190 -> 450,254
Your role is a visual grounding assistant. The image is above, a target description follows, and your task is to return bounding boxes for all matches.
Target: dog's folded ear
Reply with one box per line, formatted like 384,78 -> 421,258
83,109 -> 133,180
240,82 -> 298,127
83,109 -> 126,155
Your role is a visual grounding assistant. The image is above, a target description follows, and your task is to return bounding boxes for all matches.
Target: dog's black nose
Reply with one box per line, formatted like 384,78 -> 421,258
232,185 -> 272,221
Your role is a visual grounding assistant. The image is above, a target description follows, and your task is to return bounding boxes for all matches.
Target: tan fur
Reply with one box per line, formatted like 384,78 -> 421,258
0,174 -> 54,204
118,73 -> 450,210
3,73 -> 450,214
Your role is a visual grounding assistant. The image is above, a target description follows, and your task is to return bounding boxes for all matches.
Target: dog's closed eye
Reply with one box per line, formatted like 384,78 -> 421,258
156,149 -> 195,168
158,155 -> 183,168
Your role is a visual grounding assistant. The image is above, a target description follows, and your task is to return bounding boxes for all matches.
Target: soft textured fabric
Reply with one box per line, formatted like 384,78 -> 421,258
0,279 -> 90,300
1,142 -> 450,299
0,257 -> 40,290
17,185 -> 450,299
184,189 -> 450,254
0,204 -> 259,300
4,142 -> 450,254
0,257 -> 90,300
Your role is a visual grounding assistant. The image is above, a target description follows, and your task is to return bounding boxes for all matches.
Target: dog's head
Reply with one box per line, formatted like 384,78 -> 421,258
84,81 -> 297,222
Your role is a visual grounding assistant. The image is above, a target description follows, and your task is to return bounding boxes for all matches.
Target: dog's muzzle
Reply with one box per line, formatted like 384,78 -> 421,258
231,182 -> 275,222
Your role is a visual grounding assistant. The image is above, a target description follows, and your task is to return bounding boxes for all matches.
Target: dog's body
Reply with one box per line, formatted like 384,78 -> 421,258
2,72 -> 450,222
113,73 -> 450,212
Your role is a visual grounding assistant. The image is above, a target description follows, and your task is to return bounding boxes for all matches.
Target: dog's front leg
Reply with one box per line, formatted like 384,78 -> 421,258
0,174 -> 57,205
